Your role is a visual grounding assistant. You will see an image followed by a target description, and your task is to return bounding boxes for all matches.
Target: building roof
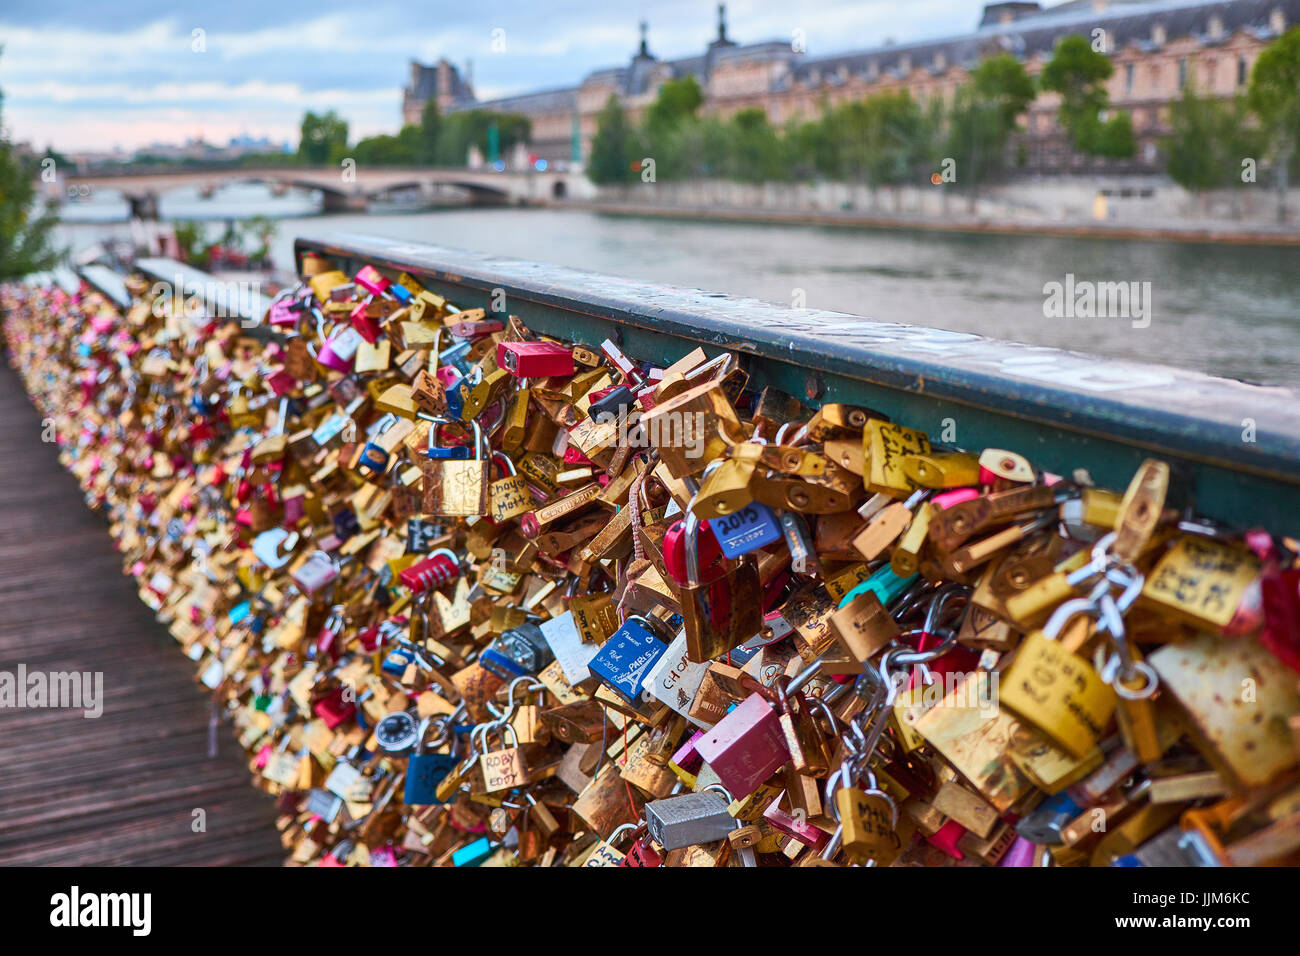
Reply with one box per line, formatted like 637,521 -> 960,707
419,0 -> 1298,116
794,0 -> 1298,82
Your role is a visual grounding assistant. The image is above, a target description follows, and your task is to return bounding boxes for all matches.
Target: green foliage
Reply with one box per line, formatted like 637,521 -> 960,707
945,55 -> 1035,189
588,96 -> 635,185
434,111 -> 531,166
1166,86 -> 1261,191
1090,111 -> 1137,159
1248,26 -> 1300,195
172,220 -> 211,268
0,52 -> 61,279
298,111 -> 349,165
646,76 -> 703,136
973,53 -> 1037,127
1040,34 -> 1119,154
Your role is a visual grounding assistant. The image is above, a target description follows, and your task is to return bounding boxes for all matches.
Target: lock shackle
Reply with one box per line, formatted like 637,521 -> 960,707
491,451 -> 516,477
1042,596 -> 1100,640
607,823 -> 640,849
922,582 -> 970,635
701,783 -> 734,804
505,676 -> 544,709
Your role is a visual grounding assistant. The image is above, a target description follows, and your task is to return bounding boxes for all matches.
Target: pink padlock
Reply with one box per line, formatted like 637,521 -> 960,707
931,487 -> 980,510
316,326 -> 362,372
268,297 -> 299,327
763,800 -> 827,849
350,302 -> 382,344
354,265 -> 390,297
694,692 -> 789,798
435,365 -> 462,388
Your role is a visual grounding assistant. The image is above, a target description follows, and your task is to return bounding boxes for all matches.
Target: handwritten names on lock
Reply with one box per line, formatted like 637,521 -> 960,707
842,790 -> 902,862
868,420 -> 930,493
480,747 -> 526,793
489,474 -> 531,523
1001,631 -> 1116,759
1143,535 -> 1260,630
589,619 -> 668,703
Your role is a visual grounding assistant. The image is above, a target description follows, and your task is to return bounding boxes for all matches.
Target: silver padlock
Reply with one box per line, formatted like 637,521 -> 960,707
644,789 -> 737,850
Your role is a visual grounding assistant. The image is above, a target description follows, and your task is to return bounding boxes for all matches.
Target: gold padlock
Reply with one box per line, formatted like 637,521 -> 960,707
999,598 -> 1118,759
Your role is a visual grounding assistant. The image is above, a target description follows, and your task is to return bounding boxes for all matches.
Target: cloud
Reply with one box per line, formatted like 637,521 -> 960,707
1,0 -> 991,151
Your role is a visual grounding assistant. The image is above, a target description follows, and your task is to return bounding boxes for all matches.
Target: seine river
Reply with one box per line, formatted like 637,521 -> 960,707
56,185 -> 1300,388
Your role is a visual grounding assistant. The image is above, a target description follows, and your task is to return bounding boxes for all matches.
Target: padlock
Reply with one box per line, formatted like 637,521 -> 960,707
422,420 -> 490,517
497,340 -> 575,378
999,596 -> 1118,759
481,622 -> 553,679
488,452 -> 532,523
588,615 -> 671,705
399,548 -> 460,593
694,692 -> 790,799
836,783 -> 902,864
478,723 -> 528,793
645,788 -> 738,850
404,717 -> 458,805
673,501 -> 763,664
292,550 -> 341,594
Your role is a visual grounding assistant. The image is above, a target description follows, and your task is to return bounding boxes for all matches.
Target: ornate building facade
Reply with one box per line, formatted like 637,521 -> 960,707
402,0 -> 1297,172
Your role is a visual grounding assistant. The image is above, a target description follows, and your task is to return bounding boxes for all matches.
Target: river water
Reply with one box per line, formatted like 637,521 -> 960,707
56,185 -> 1300,387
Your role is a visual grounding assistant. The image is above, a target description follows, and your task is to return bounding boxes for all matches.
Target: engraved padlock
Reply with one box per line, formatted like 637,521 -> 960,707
422,420 -> 490,517
644,786 -> 738,850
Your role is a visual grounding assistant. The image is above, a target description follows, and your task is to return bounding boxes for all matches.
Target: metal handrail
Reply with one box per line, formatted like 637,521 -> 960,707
290,232 -> 1300,534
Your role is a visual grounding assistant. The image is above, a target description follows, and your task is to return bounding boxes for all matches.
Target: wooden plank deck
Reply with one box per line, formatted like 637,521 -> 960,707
0,363 -> 284,866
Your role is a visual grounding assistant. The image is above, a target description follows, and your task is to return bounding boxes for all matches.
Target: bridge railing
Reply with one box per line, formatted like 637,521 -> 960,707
292,231 -> 1300,535
62,233 -> 1299,534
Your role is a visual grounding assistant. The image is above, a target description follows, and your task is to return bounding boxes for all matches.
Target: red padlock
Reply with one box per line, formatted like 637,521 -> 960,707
399,548 -> 461,593
497,341 -> 575,378
663,518 -> 725,587
312,686 -> 356,729
350,302 -> 382,345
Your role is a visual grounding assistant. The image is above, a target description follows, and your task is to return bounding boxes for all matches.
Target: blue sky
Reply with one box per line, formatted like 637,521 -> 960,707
1,0 -> 989,152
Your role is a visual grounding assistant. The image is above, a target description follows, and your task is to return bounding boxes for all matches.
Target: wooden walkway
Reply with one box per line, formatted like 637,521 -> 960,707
0,363 -> 284,866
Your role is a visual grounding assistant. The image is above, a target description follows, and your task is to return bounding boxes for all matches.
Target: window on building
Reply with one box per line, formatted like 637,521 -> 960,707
1125,62 -> 1134,95
1238,55 -> 1249,86
1178,57 -> 1188,89
1204,59 -> 1216,89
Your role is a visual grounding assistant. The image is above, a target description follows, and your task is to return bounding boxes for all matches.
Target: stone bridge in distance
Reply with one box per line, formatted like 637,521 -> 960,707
54,164 -> 586,218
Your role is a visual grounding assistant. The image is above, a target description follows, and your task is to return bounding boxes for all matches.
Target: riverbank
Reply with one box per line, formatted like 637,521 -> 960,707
550,198 -> 1300,247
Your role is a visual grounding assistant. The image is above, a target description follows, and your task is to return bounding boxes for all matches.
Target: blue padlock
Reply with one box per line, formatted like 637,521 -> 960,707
589,615 -> 670,705
426,419 -> 472,460
707,502 -> 782,559
480,622 -> 553,680
452,836 -> 494,867
404,717 -> 458,805
439,340 -> 473,375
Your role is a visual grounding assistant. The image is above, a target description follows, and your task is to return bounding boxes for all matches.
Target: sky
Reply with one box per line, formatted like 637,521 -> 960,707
1,0 -> 995,153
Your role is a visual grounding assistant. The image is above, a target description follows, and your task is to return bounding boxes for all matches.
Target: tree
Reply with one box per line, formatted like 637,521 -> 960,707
946,55 -> 1035,202
646,76 -> 703,135
1164,85 -> 1257,198
0,50 -> 60,279
727,108 -> 788,183
1248,27 -> 1300,221
417,101 -> 441,165
1040,35 -> 1130,156
298,111 -> 349,165
433,111 -> 530,166
588,96 -> 634,185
